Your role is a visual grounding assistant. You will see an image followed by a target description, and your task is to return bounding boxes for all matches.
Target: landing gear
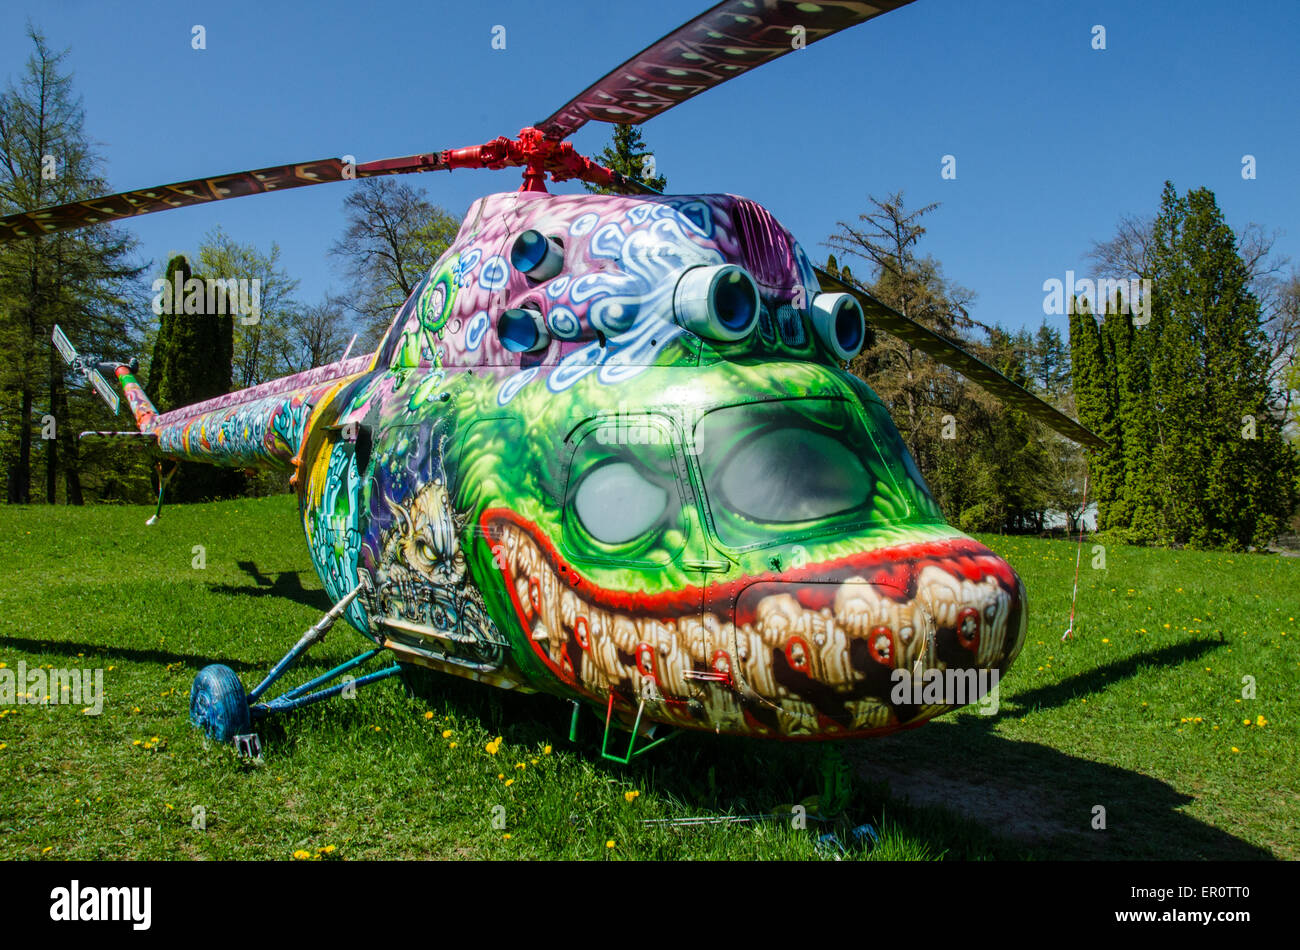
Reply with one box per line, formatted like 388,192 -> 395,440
187,581 -> 402,745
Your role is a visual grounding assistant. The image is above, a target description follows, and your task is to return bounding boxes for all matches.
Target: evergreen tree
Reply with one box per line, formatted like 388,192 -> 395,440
146,253 -> 240,501
1071,183 -> 1298,548
0,27 -> 144,504
583,124 -> 668,194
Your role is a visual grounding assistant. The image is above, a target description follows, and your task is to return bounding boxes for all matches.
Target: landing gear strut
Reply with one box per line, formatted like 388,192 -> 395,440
189,582 -> 402,744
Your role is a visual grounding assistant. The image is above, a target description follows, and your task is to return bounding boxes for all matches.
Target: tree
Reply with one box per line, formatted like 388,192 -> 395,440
1073,183 -> 1298,549
583,124 -> 667,195
145,253 -> 241,502
197,227 -> 299,388
0,27 -> 145,504
330,178 -> 460,344
278,294 -> 358,373
147,254 -> 233,412
1088,212 -> 1298,418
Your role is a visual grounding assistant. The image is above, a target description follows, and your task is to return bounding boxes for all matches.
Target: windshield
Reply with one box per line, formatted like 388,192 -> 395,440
694,397 -> 909,549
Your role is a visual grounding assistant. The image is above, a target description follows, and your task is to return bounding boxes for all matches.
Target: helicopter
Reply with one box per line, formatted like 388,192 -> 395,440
3,0 -> 1103,773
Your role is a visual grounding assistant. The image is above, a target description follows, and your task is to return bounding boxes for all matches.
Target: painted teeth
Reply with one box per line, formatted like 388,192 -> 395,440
494,521 -> 1021,737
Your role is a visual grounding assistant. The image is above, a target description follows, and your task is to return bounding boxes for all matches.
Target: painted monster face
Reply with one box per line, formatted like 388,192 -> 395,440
468,358 -> 1027,739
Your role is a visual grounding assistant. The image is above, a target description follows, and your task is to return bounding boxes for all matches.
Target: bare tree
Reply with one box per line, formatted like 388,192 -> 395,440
330,178 -> 461,344
276,294 -> 358,373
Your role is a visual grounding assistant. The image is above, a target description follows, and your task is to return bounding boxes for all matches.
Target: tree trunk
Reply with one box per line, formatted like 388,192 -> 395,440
46,340 -> 59,503
8,389 -> 34,503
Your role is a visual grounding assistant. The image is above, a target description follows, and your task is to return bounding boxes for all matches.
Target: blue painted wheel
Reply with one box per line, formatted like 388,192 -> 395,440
190,664 -> 250,743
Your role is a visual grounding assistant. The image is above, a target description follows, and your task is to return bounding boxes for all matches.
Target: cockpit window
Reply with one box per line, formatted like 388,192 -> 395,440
574,461 -> 669,544
563,416 -> 687,565
694,398 -> 909,549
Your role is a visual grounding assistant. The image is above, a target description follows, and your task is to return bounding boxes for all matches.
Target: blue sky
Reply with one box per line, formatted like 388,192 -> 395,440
3,0 -> 1298,336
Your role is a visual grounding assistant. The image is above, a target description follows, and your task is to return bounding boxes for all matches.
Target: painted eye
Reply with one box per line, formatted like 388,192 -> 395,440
417,540 -> 437,562
718,428 -> 868,523
573,462 -> 668,545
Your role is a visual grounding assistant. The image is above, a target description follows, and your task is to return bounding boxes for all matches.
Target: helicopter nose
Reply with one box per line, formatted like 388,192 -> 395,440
726,537 -> 1027,734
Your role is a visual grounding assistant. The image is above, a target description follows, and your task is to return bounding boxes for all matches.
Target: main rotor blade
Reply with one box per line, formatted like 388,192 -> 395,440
536,0 -> 917,139
815,268 -> 1106,450
0,152 -> 448,242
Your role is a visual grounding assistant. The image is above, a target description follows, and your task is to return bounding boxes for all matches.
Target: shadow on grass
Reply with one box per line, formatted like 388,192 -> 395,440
991,637 -> 1224,723
208,561 -> 333,612
355,638 -> 1267,860
0,634 -> 347,676
0,634 -> 266,674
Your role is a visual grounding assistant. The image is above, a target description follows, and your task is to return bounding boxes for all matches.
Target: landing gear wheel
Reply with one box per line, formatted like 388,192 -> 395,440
190,664 -> 250,743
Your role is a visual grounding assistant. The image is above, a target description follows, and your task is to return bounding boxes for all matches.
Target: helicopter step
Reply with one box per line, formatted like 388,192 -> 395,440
188,581 -> 401,744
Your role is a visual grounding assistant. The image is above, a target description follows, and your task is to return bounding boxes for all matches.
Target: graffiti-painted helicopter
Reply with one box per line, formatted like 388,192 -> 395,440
4,0 -> 1103,769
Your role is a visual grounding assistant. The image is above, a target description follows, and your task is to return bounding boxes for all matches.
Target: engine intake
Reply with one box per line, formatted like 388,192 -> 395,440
810,292 -> 866,361
672,264 -> 761,342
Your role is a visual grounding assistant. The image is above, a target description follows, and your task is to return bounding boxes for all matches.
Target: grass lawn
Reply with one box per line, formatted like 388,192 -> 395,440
0,495 -> 1295,860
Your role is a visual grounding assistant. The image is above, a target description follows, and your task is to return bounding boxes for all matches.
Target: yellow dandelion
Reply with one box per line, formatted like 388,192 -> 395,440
1243,719 -> 1252,726
1256,715 -> 1267,727
505,778 -> 515,787
42,846 -> 52,854
486,737 -> 502,755
543,744 -> 552,755
624,790 -> 640,802
449,742 -> 458,749
424,711 -> 434,720
605,840 -> 615,849
442,730 -> 453,738
318,845 -> 336,854
1231,747 -> 1240,753
1101,638 -> 1110,644
515,762 -> 526,770
502,833 -> 512,840
293,850 -> 311,861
